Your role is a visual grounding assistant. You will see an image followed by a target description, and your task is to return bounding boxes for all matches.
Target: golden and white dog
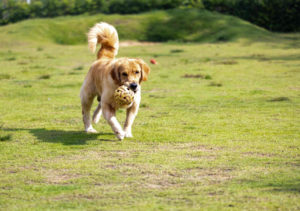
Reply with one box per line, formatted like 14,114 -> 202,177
80,22 -> 150,140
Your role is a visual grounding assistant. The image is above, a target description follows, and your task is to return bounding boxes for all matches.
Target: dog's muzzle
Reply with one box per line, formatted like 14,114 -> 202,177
129,83 -> 138,92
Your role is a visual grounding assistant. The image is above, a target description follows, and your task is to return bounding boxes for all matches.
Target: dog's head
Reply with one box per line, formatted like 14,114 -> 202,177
111,58 -> 150,92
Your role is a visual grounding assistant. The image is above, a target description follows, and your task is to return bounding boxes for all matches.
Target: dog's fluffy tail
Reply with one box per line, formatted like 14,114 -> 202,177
88,22 -> 119,60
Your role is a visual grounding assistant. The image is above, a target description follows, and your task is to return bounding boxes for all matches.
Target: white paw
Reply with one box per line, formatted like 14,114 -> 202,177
124,130 -> 133,138
85,126 -> 97,133
115,130 -> 125,140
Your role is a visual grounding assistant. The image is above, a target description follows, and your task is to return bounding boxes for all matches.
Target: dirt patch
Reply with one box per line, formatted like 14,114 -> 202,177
208,190 -> 225,196
18,61 -> 28,65
214,60 -> 238,65
187,155 -> 216,161
65,150 -> 131,161
190,144 -> 223,152
52,193 -> 96,201
182,74 -> 211,79
289,86 -> 300,91
43,169 -> 82,184
183,167 -> 235,184
285,161 -> 300,167
141,171 -> 183,189
183,74 -> 202,78
242,152 -> 277,157
119,41 -> 157,47
158,142 -> 223,152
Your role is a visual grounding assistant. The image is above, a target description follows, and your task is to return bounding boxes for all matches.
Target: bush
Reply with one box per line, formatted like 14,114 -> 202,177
0,0 -> 182,24
1,0 -> 299,32
29,1 -> 43,18
1,0 -> 30,24
202,0 -> 300,32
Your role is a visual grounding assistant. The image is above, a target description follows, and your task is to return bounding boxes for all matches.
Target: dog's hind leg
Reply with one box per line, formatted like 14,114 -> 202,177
81,92 -> 97,133
93,96 -> 102,124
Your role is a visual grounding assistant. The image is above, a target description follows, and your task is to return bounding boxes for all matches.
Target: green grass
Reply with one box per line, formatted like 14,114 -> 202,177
0,10 -> 300,210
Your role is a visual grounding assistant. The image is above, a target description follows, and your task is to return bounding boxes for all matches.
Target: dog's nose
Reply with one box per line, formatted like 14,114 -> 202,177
129,83 -> 138,91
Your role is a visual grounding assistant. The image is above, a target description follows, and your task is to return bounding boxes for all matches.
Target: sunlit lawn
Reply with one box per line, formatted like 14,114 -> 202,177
0,32 -> 299,210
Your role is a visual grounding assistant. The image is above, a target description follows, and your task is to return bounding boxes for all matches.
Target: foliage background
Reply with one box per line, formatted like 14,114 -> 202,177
1,0 -> 299,32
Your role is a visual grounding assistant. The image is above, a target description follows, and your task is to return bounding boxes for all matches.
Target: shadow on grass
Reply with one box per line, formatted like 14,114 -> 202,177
3,128 -> 115,145
271,182 -> 300,193
239,178 -> 300,193
230,53 -> 300,62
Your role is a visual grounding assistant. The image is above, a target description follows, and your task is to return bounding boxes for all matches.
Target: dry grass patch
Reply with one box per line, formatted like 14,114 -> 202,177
43,169 -> 83,184
242,152 -> 277,157
214,60 -> 238,65
183,167 -> 235,184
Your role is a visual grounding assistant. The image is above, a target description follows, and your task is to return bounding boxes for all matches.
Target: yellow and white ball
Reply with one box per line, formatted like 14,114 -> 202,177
114,85 -> 134,107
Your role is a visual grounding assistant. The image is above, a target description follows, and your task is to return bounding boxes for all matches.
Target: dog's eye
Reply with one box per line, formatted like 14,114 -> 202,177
135,71 -> 139,74
122,72 -> 128,77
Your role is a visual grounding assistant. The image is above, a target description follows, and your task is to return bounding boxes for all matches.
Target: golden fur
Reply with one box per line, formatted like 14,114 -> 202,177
80,22 -> 150,140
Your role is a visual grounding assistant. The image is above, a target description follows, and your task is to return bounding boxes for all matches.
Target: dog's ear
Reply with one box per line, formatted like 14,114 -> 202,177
136,59 -> 150,83
110,62 -> 121,85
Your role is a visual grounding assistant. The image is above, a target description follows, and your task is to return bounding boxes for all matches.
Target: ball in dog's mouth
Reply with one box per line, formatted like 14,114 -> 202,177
114,85 -> 135,107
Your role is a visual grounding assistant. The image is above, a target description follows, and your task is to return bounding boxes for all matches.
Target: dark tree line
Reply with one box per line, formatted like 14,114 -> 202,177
1,0 -> 299,32
0,0 -> 187,24
202,0 -> 300,32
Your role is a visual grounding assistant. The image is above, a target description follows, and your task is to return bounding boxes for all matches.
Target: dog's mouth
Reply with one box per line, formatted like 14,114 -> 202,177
124,86 -> 137,93
124,84 -> 139,93
130,88 -> 138,93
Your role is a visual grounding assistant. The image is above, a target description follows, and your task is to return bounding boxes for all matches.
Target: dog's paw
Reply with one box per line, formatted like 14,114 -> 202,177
124,130 -> 133,138
115,130 -> 125,140
85,126 -> 97,133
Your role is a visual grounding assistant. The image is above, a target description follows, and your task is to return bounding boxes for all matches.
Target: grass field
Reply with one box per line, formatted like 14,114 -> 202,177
0,10 -> 300,210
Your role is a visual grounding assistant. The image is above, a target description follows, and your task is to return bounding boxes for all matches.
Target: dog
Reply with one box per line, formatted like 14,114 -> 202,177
80,22 -> 150,140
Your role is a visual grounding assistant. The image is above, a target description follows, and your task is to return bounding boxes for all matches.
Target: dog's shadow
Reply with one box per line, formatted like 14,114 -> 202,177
3,128 -> 115,145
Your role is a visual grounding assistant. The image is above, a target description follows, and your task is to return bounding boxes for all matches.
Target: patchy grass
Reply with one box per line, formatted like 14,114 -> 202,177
38,74 -> 51,80
73,65 -> 84,71
182,74 -> 206,78
268,97 -> 291,102
209,82 -> 223,87
0,74 -> 11,80
215,60 -> 238,65
0,17 -> 299,210
170,49 -> 185,53
182,73 -> 212,79
0,135 -> 11,142
5,57 -> 16,61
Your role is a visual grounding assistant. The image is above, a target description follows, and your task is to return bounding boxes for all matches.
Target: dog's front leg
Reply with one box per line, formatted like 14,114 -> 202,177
124,103 -> 139,138
102,103 -> 125,140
